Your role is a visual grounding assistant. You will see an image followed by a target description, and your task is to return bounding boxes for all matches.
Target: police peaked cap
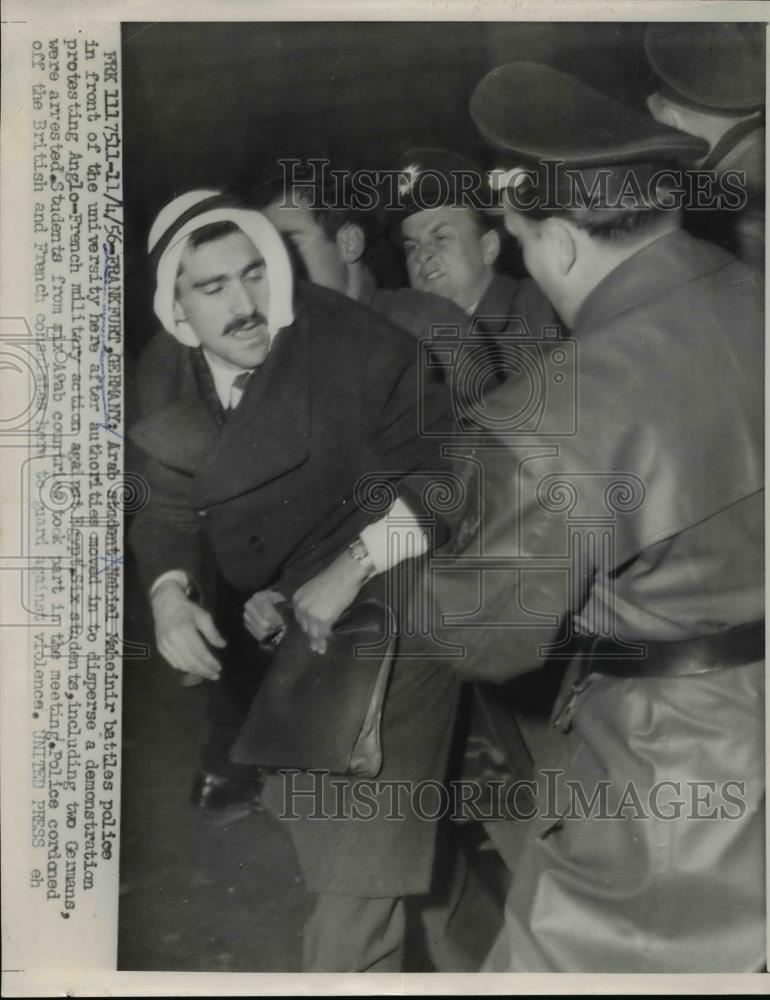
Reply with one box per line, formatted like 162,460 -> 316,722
645,23 -> 765,114
470,60 -> 709,167
393,147 -> 498,215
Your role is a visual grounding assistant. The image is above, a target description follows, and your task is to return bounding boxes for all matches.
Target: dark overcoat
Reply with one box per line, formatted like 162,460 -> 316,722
129,281 -> 464,897
473,273 -> 559,344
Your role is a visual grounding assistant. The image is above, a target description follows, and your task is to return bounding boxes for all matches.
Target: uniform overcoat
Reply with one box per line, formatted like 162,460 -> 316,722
414,230 -> 764,970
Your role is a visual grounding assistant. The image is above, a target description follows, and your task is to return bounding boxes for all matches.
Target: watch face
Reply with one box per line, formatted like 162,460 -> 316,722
349,540 -> 367,560
348,540 -> 376,579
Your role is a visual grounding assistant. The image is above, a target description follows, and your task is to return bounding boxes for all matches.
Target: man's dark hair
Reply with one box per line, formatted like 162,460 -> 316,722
513,165 -> 677,244
250,172 -> 384,249
187,219 -> 242,249
175,221 -> 245,291
533,205 -> 672,242
463,207 -> 500,239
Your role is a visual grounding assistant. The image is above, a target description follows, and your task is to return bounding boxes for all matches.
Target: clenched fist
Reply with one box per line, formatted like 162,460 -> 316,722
243,589 -> 287,643
292,548 -> 372,655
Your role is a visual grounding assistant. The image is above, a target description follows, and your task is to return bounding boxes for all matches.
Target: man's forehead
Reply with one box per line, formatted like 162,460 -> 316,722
264,195 -> 317,229
401,205 -> 475,237
178,228 -> 262,274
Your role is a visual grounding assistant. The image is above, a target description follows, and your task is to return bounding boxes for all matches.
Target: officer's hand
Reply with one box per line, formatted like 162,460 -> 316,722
151,579 -> 226,681
243,589 -> 286,642
293,551 -> 371,655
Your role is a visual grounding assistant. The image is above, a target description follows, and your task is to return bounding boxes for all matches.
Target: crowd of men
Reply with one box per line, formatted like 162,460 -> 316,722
127,23 -> 765,973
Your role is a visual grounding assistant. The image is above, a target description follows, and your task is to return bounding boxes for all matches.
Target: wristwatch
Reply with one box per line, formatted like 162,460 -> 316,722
347,537 -> 377,582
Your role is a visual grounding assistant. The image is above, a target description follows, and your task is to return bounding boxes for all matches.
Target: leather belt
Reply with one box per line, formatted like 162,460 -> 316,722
586,621 -> 765,679
552,621 -> 764,734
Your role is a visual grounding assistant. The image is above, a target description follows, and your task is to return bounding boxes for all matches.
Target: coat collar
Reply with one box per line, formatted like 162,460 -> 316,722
573,229 -> 735,337
473,272 -> 523,333
190,346 -> 226,424
702,117 -> 764,175
129,343 -> 221,474
193,311 -> 312,506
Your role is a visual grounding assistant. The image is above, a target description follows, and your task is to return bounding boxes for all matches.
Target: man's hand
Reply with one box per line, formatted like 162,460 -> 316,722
243,590 -> 286,643
151,579 -> 226,681
293,548 -> 373,655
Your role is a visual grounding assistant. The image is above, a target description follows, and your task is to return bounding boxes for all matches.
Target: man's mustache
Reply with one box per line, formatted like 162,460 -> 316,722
223,312 -> 268,336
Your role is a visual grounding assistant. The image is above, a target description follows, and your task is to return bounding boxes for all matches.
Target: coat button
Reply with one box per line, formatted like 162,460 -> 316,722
248,533 -> 264,553
197,509 -> 209,520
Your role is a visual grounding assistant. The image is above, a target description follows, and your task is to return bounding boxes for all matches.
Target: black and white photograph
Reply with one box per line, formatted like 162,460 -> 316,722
0,6 -> 765,994
116,17 -> 766,977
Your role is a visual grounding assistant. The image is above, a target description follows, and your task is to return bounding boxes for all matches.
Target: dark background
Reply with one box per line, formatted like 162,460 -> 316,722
121,20 -> 655,357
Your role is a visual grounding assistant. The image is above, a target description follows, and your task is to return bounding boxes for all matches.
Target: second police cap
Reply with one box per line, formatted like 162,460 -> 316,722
393,147 -> 499,215
645,23 -> 765,114
470,60 -> 709,168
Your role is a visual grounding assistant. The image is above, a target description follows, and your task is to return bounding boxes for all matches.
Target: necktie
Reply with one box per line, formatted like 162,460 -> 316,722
227,370 -> 252,412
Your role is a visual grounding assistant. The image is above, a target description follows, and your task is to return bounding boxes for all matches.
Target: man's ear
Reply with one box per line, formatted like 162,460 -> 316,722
543,217 -> 577,275
480,227 -> 501,267
646,92 -> 681,130
336,223 -> 366,265
172,298 -> 187,324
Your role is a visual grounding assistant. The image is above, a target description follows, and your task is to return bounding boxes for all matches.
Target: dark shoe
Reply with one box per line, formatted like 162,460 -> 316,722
190,770 -> 264,811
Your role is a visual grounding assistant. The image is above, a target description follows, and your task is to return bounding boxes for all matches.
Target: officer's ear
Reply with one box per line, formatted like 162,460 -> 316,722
543,217 -> 577,275
336,223 -> 366,265
480,227 -> 501,267
173,298 -> 187,323
646,92 -> 681,130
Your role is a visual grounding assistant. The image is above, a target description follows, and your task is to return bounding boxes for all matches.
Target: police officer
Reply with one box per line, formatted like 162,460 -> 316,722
645,22 -> 765,270
252,166 -> 472,343
393,148 -> 558,390
406,60 -> 764,972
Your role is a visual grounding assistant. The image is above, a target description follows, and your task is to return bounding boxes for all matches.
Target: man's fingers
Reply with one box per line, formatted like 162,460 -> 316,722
243,605 -> 271,632
153,594 -> 223,680
166,628 -> 221,680
305,614 -> 333,640
295,607 -> 333,647
182,632 -> 221,677
243,612 -> 271,642
195,609 -> 227,649
157,639 -> 184,672
243,594 -> 285,640
159,641 -> 215,680
243,608 -> 279,641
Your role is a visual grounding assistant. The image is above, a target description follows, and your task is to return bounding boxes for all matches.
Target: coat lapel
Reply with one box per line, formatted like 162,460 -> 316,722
190,346 -> 226,426
194,318 -> 312,506
128,346 -> 222,474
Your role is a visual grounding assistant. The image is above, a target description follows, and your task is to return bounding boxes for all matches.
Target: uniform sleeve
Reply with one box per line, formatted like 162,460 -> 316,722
395,381 -> 605,682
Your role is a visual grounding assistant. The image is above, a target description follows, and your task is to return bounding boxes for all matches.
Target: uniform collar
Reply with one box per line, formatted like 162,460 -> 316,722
573,229 -> 736,336
701,114 -> 764,172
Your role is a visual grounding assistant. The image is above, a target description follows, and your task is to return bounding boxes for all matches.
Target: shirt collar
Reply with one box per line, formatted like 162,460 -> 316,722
202,348 -> 254,409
